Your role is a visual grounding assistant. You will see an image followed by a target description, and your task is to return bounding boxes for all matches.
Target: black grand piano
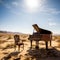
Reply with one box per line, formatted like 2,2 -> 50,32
28,24 -> 52,50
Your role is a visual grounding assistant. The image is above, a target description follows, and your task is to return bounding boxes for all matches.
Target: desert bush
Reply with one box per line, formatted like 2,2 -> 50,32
2,43 -> 14,50
6,43 -> 14,48
0,40 -> 7,44
7,35 -> 13,40
56,39 -> 60,42
58,43 -> 60,48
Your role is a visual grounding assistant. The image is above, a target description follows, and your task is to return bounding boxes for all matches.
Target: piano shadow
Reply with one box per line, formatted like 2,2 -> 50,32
25,47 -> 60,60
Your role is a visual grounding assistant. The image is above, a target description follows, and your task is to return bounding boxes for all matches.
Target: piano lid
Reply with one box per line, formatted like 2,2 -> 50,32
32,24 -> 52,34
32,24 -> 40,32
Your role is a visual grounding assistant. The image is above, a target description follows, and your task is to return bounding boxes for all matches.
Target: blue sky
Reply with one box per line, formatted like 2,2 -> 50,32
0,0 -> 60,34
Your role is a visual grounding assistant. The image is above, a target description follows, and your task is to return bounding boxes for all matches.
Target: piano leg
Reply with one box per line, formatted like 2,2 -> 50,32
45,41 -> 48,50
50,40 -> 51,46
35,41 -> 39,49
30,40 -> 32,49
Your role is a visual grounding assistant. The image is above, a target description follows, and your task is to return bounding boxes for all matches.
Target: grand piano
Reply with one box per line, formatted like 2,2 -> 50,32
28,24 -> 52,50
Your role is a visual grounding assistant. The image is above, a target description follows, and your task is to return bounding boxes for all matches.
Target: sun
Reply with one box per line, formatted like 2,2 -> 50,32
24,0 -> 42,12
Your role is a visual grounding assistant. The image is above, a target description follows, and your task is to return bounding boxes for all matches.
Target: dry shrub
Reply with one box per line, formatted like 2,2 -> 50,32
0,40 -> 7,44
58,44 -> 60,48
6,43 -> 14,48
2,43 -> 14,50
56,39 -> 60,42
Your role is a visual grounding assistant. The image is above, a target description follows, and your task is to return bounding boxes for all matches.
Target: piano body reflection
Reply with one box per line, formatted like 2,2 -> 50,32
28,24 -> 52,50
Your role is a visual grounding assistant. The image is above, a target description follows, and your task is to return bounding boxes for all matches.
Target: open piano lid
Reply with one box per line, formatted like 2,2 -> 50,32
32,24 -> 52,34
32,24 -> 40,32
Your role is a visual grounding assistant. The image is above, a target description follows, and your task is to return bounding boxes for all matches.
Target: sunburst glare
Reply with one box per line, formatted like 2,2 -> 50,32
23,0 -> 42,13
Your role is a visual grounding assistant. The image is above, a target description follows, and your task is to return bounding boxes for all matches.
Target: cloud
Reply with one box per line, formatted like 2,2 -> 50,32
5,4 -> 12,9
39,7 -> 60,14
11,1 -> 19,7
1,0 -> 19,8
0,0 -> 21,15
46,8 -> 60,14
48,22 -> 57,26
48,19 -> 53,21
0,0 -> 11,9
1,0 -> 60,15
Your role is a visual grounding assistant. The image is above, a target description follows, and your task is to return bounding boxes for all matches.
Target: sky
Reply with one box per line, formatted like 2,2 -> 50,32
0,0 -> 60,34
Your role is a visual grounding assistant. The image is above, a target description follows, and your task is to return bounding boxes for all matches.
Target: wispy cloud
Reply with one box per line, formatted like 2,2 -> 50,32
46,8 -> 60,14
0,0 -> 21,15
38,0 -> 60,14
0,0 -> 11,9
48,18 -> 57,26
11,1 -> 18,6
39,7 -> 60,14
1,0 -> 19,8
1,0 -> 60,15
48,22 -> 57,26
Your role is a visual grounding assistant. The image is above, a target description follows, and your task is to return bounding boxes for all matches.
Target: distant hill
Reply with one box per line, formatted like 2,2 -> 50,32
0,30 -> 29,39
0,30 -> 24,35
0,31 -> 7,33
53,34 -> 60,36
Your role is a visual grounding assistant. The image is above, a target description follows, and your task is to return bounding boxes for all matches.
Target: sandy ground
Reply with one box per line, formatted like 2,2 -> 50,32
0,38 -> 60,60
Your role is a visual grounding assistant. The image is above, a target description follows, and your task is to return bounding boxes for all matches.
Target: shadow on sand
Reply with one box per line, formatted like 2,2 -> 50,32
1,51 -> 20,60
1,47 -> 60,60
25,47 -> 60,60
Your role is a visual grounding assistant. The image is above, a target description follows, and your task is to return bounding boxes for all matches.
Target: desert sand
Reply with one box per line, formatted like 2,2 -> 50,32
0,33 -> 60,60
